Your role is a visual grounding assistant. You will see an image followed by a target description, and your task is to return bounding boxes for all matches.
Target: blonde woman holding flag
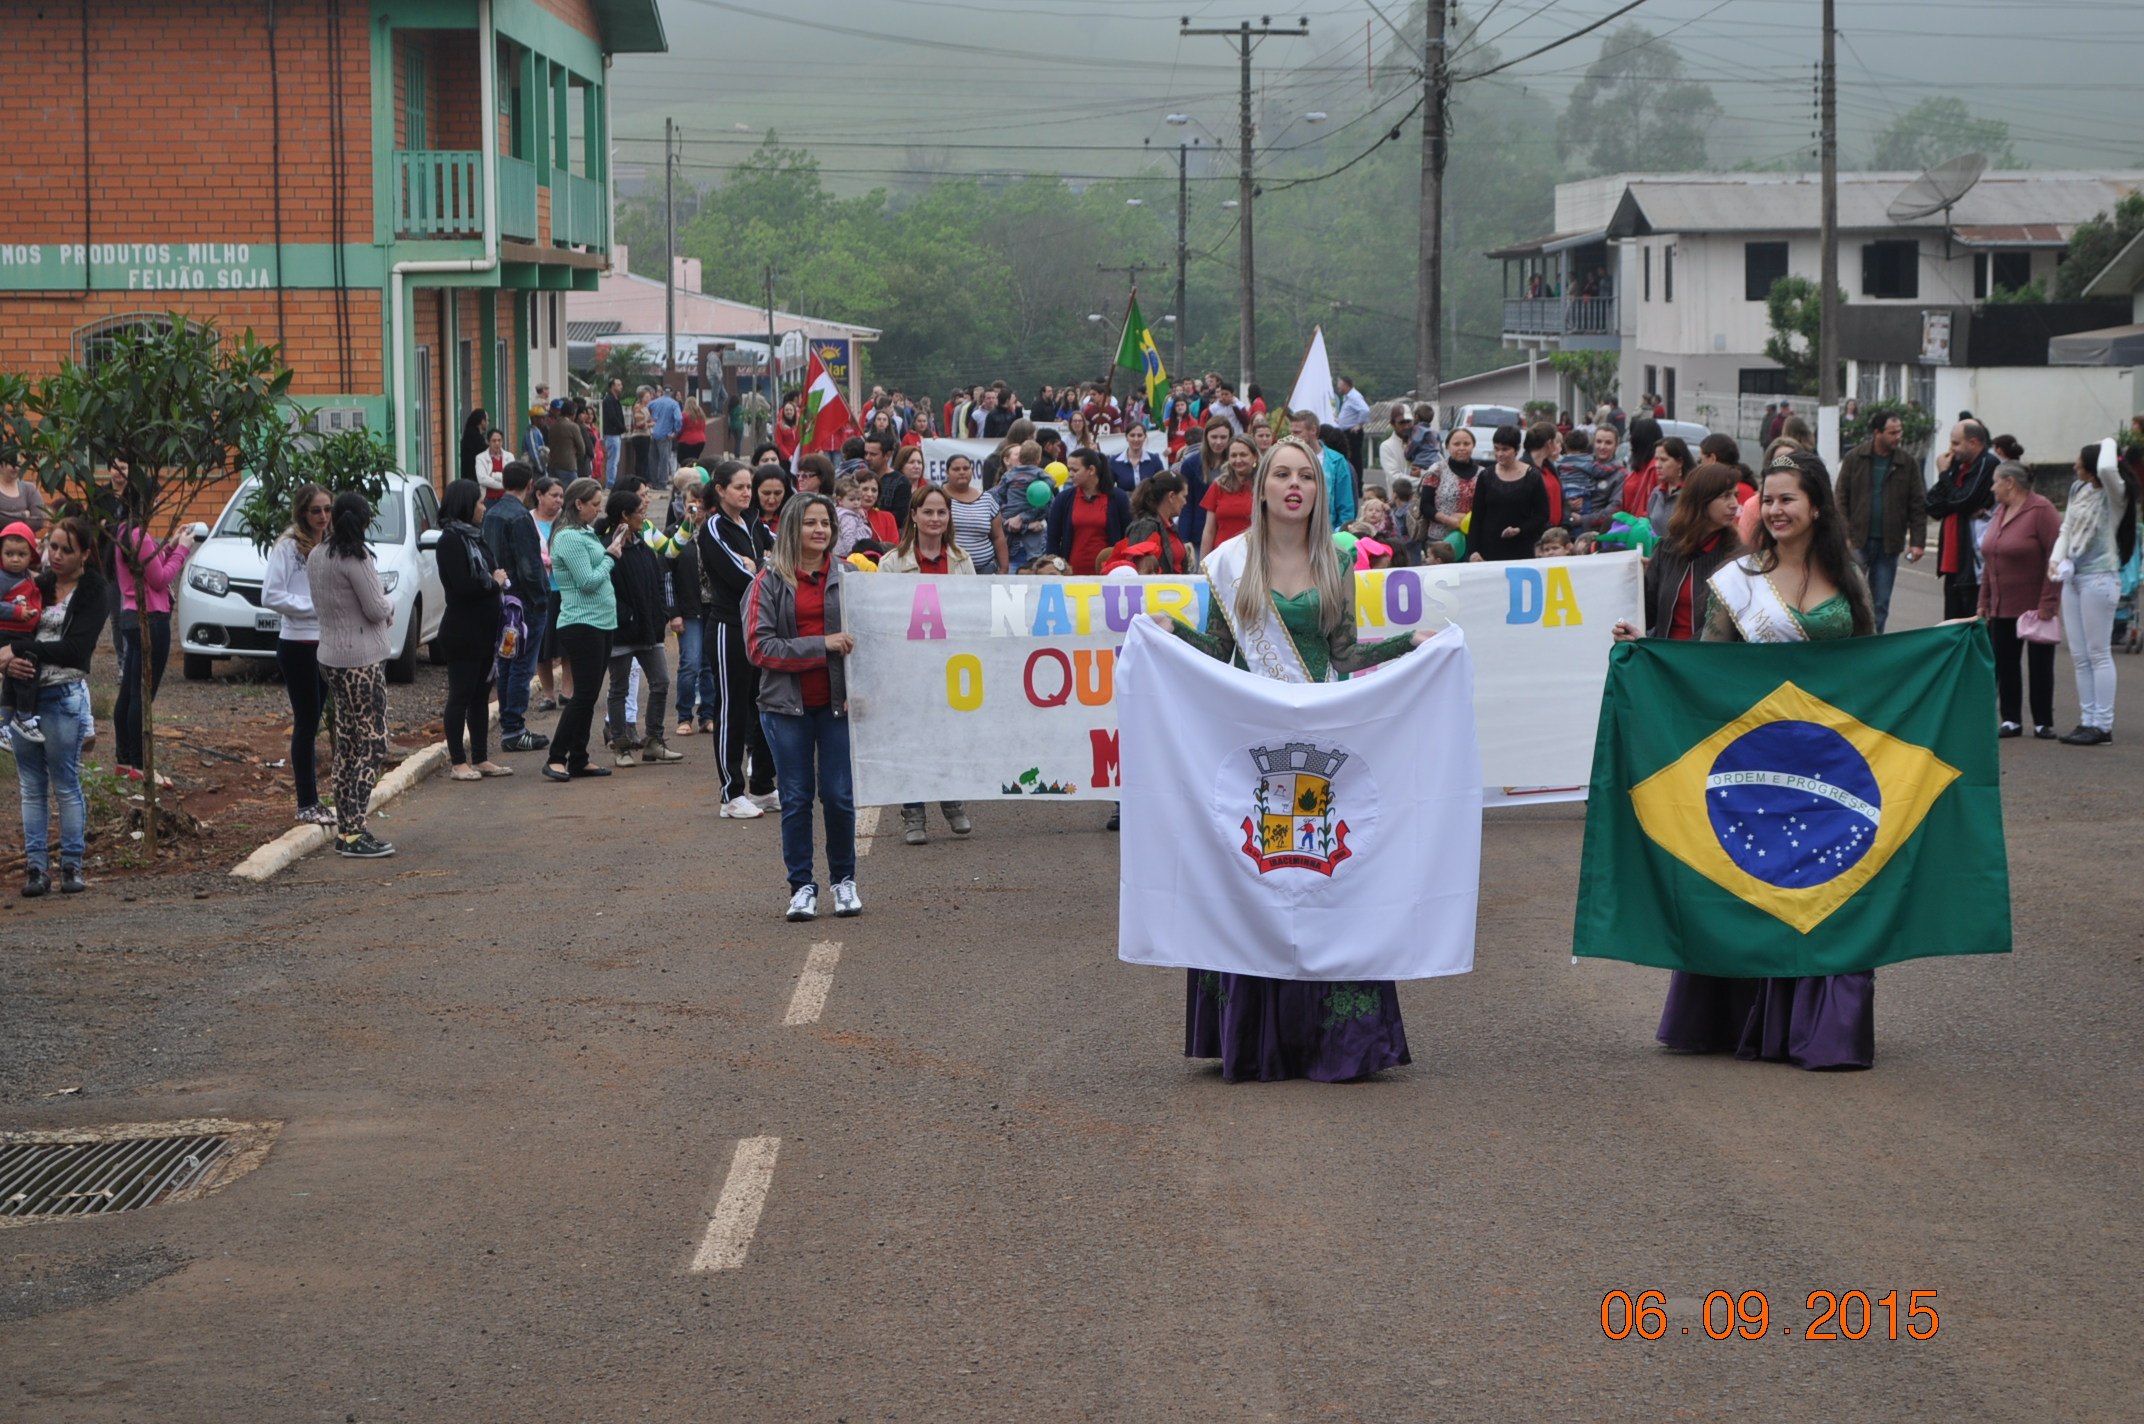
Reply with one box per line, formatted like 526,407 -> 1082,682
1148,436 -> 1436,1082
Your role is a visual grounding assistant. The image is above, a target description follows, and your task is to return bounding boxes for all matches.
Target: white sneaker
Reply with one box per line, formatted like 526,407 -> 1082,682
720,795 -> 765,819
785,884 -> 817,922
748,790 -> 780,811
832,878 -> 863,918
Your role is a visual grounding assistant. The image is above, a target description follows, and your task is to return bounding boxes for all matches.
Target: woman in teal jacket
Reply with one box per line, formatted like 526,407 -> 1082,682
544,479 -> 630,781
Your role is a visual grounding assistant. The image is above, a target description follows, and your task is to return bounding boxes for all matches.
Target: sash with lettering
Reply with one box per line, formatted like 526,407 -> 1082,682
1115,615 -> 1483,981
1707,557 -> 1808,645
1202,534 -> 1323,682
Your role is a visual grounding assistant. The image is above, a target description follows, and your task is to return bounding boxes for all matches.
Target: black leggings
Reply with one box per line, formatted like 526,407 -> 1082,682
444,653 -> 493,765
275,638 -> 327,807
548,624 -> 612,771
709,613 -> 773,800
114,612 -> 170,771
1987,615 -> 2056,729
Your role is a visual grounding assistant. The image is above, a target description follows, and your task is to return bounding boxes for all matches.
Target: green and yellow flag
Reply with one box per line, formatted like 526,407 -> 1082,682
1115,297 -> 1168,415
1574,623 -> 2010,977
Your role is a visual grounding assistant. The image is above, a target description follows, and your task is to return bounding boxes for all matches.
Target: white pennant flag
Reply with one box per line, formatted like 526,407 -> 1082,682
1115,617 -> 1482,981
1286,325 -> 1337,427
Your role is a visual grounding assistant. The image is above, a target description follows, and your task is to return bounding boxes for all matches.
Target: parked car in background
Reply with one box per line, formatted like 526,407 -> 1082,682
176,472 -> 444,683
1578,418 -> 1713,468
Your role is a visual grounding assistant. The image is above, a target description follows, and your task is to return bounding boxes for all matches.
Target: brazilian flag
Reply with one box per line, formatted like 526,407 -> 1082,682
1575,623 -> 2010,977
1115,297 -> 1168,415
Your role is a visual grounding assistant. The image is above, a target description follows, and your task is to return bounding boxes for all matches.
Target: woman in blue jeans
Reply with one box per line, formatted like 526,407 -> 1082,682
745,493 -> 860,924
3,518 -> 112,896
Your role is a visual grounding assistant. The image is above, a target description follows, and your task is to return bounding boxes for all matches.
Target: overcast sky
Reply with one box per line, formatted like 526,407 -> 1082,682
609,0 -> 2144,189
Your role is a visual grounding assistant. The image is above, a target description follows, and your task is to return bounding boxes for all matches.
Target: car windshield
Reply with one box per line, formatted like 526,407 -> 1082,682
1467,407 -> 1522,429
213,481 -> 405,544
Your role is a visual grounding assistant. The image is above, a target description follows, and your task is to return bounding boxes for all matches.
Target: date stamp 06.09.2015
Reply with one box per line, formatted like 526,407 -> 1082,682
1600,1290 -> 1941,1342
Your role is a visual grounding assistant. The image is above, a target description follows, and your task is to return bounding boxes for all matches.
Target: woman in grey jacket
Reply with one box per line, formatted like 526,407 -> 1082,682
745,493 -> 859,923
305,491 -> 397,859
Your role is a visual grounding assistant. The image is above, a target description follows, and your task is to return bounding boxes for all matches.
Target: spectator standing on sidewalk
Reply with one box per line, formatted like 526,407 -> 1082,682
1833,410 -> 1925,633
435,480 -> 513,783
4,517 -> 110,896
485,462 -> 550,753
602,485 -> 682,768
1333,375 -> 1372,493
543,480 -> 626,782
648,386 -> 683,484
262,483 -> 335,826
601,378 -> 627,485
307,492 -> 398,859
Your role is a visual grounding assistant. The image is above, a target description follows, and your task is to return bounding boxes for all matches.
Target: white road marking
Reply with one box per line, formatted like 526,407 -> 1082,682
783,941 -> 842,1026
690,1136 -> 782,1272
855,804 -> 880,857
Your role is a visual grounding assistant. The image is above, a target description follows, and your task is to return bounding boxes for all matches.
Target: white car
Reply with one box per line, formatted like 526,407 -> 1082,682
176,473 -> 445,684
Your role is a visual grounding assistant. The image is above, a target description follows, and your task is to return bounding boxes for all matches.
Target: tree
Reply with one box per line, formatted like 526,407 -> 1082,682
1549,351 -> 1620,411
587,341 -> 655,391
2056,192 -> 2144,300
1555,24 -> 1722,176
1762,277 -> 1847,397
26,317 -> 294,856
236,426 -> 395,554
1869,98 -> 2020,173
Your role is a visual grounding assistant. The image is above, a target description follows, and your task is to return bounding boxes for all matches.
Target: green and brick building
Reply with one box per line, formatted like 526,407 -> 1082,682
0,0 -> 664,497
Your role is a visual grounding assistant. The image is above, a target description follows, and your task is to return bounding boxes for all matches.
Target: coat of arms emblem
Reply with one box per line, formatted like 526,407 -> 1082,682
1241,742 -> 1353,875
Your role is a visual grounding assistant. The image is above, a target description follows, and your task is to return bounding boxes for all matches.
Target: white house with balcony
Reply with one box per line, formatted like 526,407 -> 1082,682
1490,170 -> 2144,434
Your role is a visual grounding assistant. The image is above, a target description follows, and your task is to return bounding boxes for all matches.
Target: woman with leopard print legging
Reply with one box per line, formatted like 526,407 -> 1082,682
306,491 -> 398,859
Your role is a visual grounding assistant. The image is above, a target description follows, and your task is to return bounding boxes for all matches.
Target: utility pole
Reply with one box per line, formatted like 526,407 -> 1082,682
1097,262 -> 1154,295
1175,141 -> 1190,376
1181,16 -> 1309,394
1416,0 -> 1448,401
1816,0 -> 1841,468
763,263 -> 779,406
663,115 -> 677,384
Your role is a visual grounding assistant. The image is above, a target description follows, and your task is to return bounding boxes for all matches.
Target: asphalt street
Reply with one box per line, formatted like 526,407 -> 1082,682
2,561 -> 2138,1422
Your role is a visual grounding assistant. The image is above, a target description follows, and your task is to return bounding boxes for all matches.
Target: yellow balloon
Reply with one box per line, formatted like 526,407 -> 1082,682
846,553 -> 878,572
1458,512 -> 1471,536
1045,461 -> 1070,487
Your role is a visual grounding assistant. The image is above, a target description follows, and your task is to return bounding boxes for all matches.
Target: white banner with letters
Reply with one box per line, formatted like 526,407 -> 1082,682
842,552 -> 1642,806
920,428 -> 1137,482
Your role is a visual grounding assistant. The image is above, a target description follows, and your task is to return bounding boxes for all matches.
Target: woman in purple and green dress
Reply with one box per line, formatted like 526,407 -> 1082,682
1154,436 -> 1435,1082
1662,453 -> 1880,1070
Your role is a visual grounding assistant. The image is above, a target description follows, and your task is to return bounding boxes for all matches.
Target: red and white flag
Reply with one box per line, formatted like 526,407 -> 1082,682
796,347 -> 853,458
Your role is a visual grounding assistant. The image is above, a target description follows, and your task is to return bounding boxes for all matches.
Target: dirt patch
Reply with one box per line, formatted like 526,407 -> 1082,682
0,1245 -> 191,1324
0,646 -> 450,880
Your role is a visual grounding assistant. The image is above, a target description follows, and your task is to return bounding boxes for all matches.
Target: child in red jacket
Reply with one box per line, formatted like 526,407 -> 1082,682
0,521 -> 46,743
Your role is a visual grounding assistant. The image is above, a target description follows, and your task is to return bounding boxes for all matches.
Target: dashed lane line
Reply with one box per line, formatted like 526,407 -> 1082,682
783,941 -> 842,1026
855,804 -> 881,857
690,1136 -> 782,1272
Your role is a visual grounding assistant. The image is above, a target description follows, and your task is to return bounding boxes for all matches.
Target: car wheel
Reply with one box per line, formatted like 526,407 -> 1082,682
388,601 -> 421,684
182,653 -> 216,682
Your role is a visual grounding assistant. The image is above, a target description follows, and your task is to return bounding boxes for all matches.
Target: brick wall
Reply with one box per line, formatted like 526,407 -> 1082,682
0,0 -> 374,247
535,0 -> 605,39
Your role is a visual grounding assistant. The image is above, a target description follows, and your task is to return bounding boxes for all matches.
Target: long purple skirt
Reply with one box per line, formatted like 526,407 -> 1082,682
1184,971 -> 1411,1083
1656,971 -> 1874,1071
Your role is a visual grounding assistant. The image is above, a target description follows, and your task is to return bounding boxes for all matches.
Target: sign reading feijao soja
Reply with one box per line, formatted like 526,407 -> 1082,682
0,243 -> 276,290
842,555 -> 1643,807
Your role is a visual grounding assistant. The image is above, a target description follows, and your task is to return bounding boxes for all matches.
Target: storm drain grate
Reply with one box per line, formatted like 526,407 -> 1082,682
0,1133 -> 232,1220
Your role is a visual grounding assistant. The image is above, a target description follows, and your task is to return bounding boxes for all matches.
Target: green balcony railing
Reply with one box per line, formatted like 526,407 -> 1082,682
394,150 -> 483,238
556,171 -> 606,250
498,155 -> 539,243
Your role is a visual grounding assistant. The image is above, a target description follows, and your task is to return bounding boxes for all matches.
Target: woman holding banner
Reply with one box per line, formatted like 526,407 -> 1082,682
880,485 -> 976,846
1659,454 -> 1878,1070
1151,437 -> 1436,1082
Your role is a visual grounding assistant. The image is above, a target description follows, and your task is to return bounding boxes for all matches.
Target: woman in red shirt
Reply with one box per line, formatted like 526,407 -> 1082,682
1046,449 -> 1130,575
745,493 -> 860,922
678,399 -> 709,467
1197,435 -> 1259,564
1613,462 -> 1745,644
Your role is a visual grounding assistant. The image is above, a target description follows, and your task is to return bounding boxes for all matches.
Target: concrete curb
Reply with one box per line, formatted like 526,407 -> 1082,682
228,741 -> 450,882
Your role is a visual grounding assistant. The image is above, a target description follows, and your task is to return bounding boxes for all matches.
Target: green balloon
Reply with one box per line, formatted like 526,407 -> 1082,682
1333,530 -> 1358,557
1025,478 -> 1053,509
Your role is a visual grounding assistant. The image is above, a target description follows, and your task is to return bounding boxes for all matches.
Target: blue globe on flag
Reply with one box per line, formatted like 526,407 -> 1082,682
1704,720 -> 1882,890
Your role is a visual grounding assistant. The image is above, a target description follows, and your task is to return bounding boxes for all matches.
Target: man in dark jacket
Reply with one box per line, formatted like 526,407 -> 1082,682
1833,411 -> 1926,632
601,378 -> 627,482
862,431 -> 909,530
1926,419 -> 1998,620
484,462 -> 549,751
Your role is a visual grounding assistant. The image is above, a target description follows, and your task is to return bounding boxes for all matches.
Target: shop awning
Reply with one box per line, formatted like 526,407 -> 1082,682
2048,323 -> 2144,366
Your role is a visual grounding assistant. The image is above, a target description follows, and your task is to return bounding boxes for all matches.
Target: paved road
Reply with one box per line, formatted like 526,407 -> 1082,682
2,563 -> 2138,1422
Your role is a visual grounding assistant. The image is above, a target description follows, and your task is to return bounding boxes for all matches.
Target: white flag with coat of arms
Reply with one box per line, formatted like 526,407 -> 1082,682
1115,616 -> 1483,981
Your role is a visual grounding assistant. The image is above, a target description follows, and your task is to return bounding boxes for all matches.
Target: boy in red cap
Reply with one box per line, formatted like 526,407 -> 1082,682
0,520 -> 45,743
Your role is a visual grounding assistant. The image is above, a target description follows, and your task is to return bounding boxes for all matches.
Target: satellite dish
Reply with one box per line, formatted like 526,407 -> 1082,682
1888,153 -> 1989,224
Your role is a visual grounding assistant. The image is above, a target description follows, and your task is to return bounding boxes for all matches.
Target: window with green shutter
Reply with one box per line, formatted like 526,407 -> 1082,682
404,48 -> 429,149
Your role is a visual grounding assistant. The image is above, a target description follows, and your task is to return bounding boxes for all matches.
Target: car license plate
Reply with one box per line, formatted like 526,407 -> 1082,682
255,612 -> 283,632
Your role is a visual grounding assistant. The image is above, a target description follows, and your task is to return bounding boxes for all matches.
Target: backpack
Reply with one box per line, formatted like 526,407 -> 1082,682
496,594 -> 528,661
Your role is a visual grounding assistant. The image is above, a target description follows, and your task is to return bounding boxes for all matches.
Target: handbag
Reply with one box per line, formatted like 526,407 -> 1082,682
2017,609 -> 2062,645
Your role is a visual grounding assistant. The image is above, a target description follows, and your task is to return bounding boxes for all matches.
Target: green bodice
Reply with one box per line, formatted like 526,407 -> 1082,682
1174,586 -> 1413,678
1789,594 -> 1855,642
